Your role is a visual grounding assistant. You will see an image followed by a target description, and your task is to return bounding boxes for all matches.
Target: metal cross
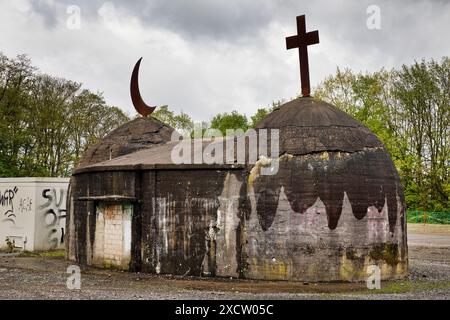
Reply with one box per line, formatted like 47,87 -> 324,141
286,15 -> 319,97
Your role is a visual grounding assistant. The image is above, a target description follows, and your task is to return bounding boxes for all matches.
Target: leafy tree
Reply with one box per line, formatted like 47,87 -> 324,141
314,68 -> 357,114
314,58 -> 449,211
393,58 -> 449,211
0,53 -> 129,177
250,108 -> 269,127
0,54 -> 36,176
210,111 -> 249,136
152,105 -> 194,135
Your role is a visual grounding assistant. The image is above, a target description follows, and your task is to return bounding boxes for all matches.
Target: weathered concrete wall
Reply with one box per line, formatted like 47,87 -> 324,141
140,170 -> 231,276
0,178 -> 69,251
67,97 -> 408,281
66,171 -> 136,265
245,149 -> 407,281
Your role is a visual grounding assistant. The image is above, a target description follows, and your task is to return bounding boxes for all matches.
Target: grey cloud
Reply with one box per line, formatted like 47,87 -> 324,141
5,0 -> 449,122
107,0 -> 279,42
30,0 -> 59,28
39,0 -> 278,41
30,0 -> 449,59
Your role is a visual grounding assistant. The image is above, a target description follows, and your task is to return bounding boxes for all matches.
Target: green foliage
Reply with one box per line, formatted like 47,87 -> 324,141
152,104 -> 274,138
250,108 -> 269,127
392,58 -> 449,211
249,100 -> 285,128
152,105 -> 194,135
407,210 -> 450,224
0,53 -> 129,177
210,111 -> 249,136
314,58 -> 449,212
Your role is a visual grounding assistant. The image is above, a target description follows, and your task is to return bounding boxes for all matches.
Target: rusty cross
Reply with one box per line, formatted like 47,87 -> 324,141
286,15 -> 319,97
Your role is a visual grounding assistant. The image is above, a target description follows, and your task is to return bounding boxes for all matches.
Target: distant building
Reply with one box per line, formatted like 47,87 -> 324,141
0,177 -> 69,252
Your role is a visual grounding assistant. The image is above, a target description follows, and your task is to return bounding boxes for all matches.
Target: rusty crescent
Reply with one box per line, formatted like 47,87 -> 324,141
130,57 -> 156,117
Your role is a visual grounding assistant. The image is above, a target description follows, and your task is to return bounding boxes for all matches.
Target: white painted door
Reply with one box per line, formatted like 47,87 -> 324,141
93,202 -> 133,269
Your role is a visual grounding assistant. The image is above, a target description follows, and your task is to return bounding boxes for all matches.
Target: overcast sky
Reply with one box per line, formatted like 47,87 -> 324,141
0,0 -> 448,121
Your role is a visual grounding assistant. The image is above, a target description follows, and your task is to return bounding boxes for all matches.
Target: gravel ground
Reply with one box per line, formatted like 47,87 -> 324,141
0,224 -> 449,300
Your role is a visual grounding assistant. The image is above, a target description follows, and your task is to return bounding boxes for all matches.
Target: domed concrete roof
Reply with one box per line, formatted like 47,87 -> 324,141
76,116 -> 174,169
255,97 -> 382,155
252,97 -> 404,232
68,97 -> 407,282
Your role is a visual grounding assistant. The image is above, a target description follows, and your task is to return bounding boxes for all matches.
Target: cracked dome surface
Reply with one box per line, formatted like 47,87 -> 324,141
75,116 -> 174,169
255,97 -> 383,155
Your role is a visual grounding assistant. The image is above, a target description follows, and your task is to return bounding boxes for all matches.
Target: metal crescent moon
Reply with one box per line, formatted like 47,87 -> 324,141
130,57 -> 156,117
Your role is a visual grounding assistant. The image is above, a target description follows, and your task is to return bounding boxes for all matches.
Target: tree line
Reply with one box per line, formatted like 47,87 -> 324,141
316,58 -> 449,212
1,53 -> 448,211
0,53 -> 129,177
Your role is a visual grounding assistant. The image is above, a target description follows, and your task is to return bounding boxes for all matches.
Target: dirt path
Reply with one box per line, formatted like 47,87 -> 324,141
407,223 -> 450,248
0,224 -> 449,300
407,223 -> 450,235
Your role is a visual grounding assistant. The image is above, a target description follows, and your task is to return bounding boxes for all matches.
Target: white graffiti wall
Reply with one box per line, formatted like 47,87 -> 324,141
0,178 -> 69,251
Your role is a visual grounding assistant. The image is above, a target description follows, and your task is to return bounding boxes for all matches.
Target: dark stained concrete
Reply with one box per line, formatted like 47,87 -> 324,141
67,97 -> 407,282
76,117 -> 174,169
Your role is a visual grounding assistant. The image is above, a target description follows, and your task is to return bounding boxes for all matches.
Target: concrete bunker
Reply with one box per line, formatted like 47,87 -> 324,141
66,97 -> 408,282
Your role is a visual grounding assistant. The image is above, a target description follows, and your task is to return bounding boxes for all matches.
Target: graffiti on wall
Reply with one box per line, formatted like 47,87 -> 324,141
1,187 -> 35,226
0,182 -> 68,251
19,196 -> 33,214
39,188 -> 67,249
0,186 -> 19,225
